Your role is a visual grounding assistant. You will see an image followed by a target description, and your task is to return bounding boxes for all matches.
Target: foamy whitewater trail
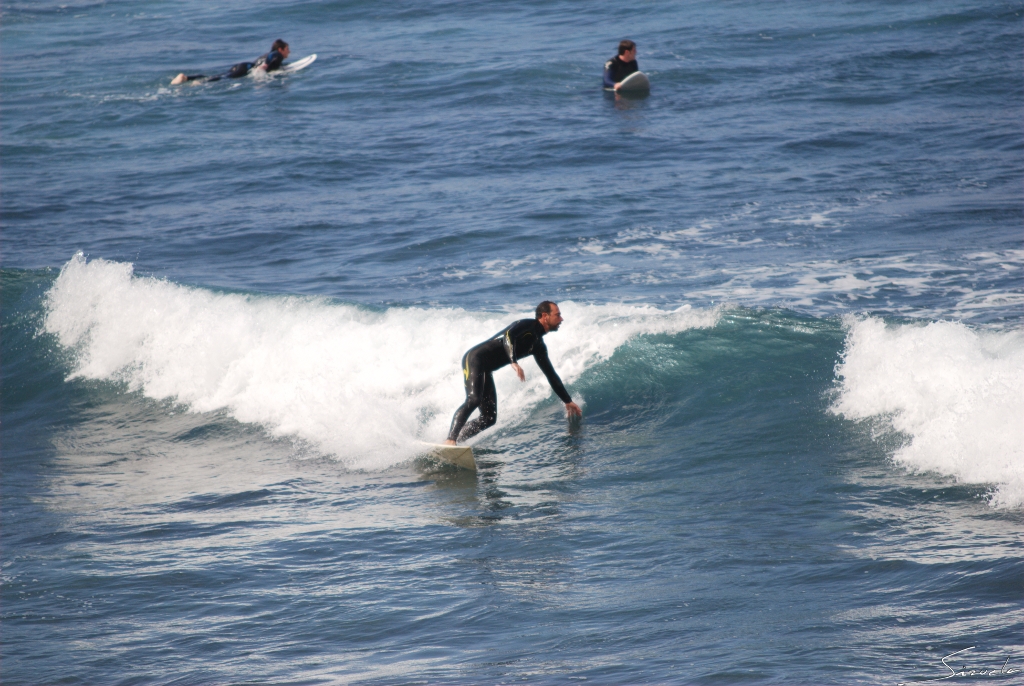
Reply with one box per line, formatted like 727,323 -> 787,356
833,316 -> 1024,508
42,255 -> 720,469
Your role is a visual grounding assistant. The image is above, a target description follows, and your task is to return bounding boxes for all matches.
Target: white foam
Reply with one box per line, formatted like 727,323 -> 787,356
43,254 -> 720,470
680,253 -> 1024,325
832,316 -> 1024,508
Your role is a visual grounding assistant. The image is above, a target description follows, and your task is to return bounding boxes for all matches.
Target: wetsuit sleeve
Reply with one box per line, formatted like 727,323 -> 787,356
502,326 -> 518,364
532,342 -> 573,404
264,50 -> 284,72
501,320 -> 533,365
603,60 -> 616,88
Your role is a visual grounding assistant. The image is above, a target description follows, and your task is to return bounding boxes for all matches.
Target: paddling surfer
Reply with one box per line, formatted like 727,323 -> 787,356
603,39 -> 638,90
171,40 -> 290,85
445,301 -> 582,445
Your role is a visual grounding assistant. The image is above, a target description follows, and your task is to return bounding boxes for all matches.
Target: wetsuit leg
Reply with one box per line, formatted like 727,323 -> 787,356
192,62 -> 252,83
184,73 -> 224,83
226,62 -> 254,78
447,352 -> 498,442
458,372 -> 496,441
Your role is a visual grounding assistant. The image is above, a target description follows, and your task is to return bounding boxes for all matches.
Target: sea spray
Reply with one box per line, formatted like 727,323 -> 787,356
832,316 -> 1024,508
42,254 -> 720,469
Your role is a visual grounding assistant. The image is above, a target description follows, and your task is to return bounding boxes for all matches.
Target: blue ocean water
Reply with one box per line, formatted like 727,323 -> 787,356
2,1 -> 1022,684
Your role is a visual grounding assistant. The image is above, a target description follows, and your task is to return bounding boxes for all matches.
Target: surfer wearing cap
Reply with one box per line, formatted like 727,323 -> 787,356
445,301 -> 582,445
603,39 -> 638,90
171,40 -> 290,85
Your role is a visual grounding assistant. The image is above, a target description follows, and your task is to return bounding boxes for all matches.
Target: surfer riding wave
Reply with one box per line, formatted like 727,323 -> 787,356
446,301 -> 582,445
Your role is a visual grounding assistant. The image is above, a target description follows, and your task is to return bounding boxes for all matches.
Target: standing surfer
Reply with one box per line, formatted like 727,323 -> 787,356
171,40 -> 290,85
603,39 -> 639,90
445,301 -> 582,445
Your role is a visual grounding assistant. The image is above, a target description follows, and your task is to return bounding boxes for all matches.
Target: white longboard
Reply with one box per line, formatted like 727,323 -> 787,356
420,443 -> 476,471
613,70 -> 650,94
280,54 -> 316,73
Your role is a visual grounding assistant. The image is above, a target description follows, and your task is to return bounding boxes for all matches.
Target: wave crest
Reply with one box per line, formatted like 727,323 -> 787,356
832,316 -> 1024,508
43,254 -> 720,469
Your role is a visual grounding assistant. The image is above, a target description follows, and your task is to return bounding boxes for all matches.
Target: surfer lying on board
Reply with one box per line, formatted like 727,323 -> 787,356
445,301 -> 583,445
603,39 -> 638,90
170,40 -> 290,85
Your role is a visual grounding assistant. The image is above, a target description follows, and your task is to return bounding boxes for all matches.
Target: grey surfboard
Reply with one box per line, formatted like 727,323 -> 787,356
614,70 -> 650,94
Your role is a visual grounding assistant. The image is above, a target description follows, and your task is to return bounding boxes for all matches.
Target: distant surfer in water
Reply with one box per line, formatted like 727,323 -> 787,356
603,39 -> 638,90
445,301 -> 582,445
170,40 -> 290,85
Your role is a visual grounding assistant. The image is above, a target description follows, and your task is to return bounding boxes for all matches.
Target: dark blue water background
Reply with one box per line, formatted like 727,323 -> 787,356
2,1 -> 1022,683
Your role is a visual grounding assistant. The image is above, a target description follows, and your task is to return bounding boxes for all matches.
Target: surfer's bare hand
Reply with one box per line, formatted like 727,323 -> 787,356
444,439 -> 456,446
512,363 -> 525,382
565,402 -> 582,417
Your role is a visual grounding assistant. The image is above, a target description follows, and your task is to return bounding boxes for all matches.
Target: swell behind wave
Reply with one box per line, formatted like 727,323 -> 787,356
42,254 -> 720,469
832,316 -> 1024,508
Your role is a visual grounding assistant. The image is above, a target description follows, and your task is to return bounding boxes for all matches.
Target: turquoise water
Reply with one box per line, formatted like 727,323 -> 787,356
2,1 -> 1022,683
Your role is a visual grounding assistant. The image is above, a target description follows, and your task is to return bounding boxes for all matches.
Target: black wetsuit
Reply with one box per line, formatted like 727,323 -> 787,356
603,55 -> 638,88
447,319 -> 573,442
183,49 -> 286,83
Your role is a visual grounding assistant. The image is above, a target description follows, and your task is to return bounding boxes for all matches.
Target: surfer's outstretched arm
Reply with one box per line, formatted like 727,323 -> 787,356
532,344 -> 580,417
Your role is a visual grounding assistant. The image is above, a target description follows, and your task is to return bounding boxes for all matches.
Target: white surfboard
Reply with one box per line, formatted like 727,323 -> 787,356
280,54 -> 316,73
419,443 -> 476,471
615,70 -> 650,94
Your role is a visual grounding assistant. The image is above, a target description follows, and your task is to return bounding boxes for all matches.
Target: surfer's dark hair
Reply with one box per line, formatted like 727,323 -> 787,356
536,301 -> 557,319
618,39 -> 636,56
272,39 -> 289,51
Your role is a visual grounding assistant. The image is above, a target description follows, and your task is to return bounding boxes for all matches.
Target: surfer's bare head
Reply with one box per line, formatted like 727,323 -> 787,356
272,39 -> 290,58
618,39 -> 636,57
536,301 -> 563,332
